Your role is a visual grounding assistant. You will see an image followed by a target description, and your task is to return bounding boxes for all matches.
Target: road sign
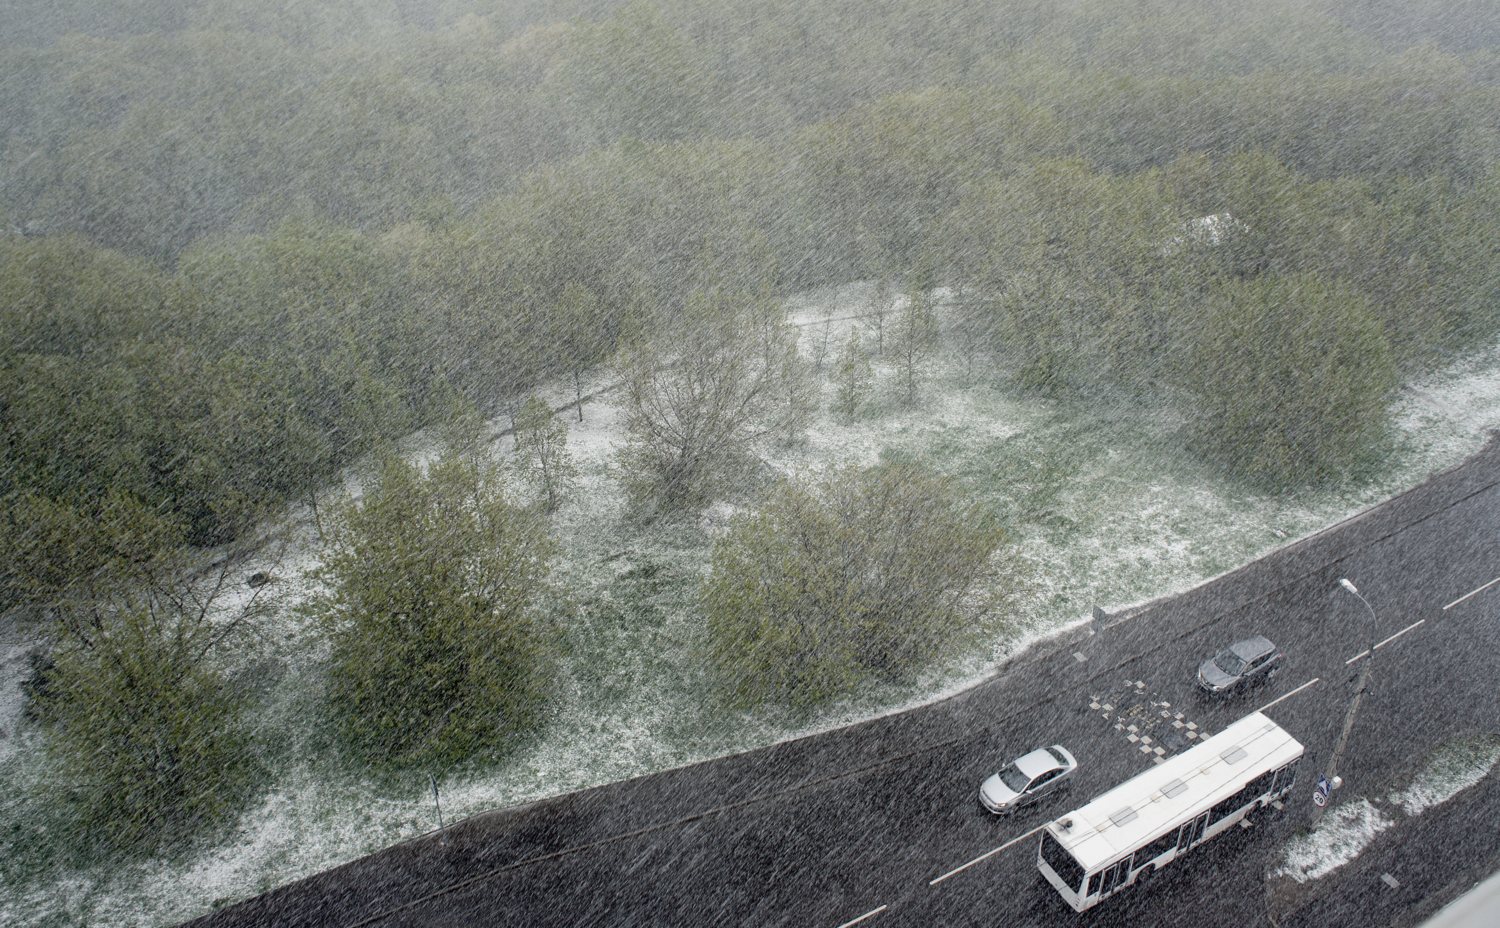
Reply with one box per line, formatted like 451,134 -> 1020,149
1313,775 -> 1331,807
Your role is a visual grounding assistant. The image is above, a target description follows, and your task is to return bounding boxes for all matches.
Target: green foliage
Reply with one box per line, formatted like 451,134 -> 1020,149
544,0 -> 716,145
513,394 -> 578,512
1183,273 -> 1398,486
316,452 -> 558,770
0,237 -> 168,508
831,329 -> 873,422
0,489 -> 183,607
5,0 -> 1478,270
29,539 -> 267,856
700,461 -> 1023,708
939,157 -> 1181,392
429,374 -> 488,460
891,283 -> 940,406
772,343 -> 819,447
0,222 -> 432,590
37,622 -> 263,855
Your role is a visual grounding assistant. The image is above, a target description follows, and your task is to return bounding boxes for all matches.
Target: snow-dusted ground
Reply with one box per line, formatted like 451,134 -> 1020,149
3,282 -> 1499,927
1271,735 -> 1500,884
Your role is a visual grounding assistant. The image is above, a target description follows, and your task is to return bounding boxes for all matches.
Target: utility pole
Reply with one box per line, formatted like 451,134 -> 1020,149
1311,578 -> 1378,829
430,773 -> 449,845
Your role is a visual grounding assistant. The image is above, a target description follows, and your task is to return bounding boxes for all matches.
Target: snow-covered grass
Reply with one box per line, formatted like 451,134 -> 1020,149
1397,736 -> 1500,818
1270,734 -> 1500,885
1276,798 -> 1394,884
2,282 -> 1499,927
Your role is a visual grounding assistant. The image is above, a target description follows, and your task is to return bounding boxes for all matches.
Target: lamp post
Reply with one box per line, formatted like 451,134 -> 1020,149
1311,577 -> 1379,829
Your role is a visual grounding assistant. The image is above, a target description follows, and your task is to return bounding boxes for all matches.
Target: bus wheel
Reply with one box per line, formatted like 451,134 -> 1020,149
1132,865 -> 1157,893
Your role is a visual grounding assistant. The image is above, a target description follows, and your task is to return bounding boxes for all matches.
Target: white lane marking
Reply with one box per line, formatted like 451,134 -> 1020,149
929,824 -> 1047,885
1375,619 -> 1426,651
1343,619 -> 1426,664
1257,677 -> 1320,713
835,905 -> 887,928
1444,576 -> 1500,610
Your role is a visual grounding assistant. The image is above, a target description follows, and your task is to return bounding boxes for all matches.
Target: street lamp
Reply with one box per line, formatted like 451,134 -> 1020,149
1311,577 -> 1379,828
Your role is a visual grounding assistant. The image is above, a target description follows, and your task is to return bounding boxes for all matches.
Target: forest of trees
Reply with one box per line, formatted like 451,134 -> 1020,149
4,0 -> 1500,855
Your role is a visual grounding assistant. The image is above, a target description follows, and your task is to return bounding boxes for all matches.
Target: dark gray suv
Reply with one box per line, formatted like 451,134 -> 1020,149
1196,635 -> 1281,695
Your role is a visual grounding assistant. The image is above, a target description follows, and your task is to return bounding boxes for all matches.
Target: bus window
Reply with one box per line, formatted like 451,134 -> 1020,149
1272,758 -> 1299,795
1249,770 -> 1274,796
1137,830 -> 1177,867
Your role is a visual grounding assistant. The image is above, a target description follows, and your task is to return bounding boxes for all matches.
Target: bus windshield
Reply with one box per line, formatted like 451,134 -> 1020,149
1040,831 -> 1085,890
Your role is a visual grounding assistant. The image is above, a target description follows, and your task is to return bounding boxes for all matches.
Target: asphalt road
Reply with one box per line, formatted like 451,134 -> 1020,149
187,434 -> 1500,928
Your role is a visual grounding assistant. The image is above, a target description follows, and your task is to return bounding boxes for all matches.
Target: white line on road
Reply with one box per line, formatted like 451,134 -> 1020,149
1344,619 -> 1426,664
1257,677 -> 1320,713
1444,576 -> 1500,610
834,905 -> 887,928
929,824 -> 1047,886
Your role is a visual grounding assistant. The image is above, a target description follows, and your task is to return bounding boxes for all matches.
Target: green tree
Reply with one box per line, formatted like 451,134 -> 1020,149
772,345 -> 819,448
1182,272 -> 1397,486
544,0 -> 716,146
317,452 -> 557,770
428,374 -> 488,462
890,281 -> 941,406
616,291 -> 792,515
0,489 -> 180,610
700,461 -> 1024,708
29,498 -> 268,854
831,329 -> 873,422
513,394 -> 578,513
555,281 -> 613,422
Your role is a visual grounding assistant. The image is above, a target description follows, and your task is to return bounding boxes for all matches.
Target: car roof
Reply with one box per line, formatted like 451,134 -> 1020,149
1230,635 -> 1276,660
1014,747 -> 1065,779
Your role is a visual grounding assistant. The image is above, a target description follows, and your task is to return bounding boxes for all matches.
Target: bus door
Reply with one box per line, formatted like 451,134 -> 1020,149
1271,758 -> 1300,797
1098,858 -> 1130,898
1178,811 -> 1209,852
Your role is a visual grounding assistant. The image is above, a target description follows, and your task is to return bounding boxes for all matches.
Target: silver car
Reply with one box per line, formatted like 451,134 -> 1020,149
979,745 -> 1078,815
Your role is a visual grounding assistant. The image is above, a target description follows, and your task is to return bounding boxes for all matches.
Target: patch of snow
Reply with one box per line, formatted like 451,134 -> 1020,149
0,624 -> 42,765
1396,740 -> 1500,818
1275,799 -> 1393,883
1272,736 -> 1500,885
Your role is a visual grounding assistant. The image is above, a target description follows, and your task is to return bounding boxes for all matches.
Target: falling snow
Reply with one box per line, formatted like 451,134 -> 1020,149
2,281 -> 1499,926
1271,735 -> 1500,884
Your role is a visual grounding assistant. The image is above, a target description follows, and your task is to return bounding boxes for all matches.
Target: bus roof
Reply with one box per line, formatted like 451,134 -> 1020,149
1045,711 -> 1303,870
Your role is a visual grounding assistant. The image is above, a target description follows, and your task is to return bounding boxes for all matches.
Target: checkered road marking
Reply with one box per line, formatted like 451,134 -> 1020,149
1090,680 -> 1211,765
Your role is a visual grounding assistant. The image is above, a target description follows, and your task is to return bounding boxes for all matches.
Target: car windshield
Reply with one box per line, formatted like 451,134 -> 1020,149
1047,747 -> 1068,766
1214,648 -> 1248,675
999,763 -> 1029,792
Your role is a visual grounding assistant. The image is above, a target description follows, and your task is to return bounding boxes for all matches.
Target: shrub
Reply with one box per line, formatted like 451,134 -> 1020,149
701,460 -> 1024,707
316,453 -> 557,770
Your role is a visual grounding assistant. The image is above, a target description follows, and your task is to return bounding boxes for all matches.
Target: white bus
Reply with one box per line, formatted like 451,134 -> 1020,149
1037,710 -> 1303,912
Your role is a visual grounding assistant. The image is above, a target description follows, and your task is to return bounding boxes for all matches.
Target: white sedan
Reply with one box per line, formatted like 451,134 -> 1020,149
979,745 -> 1079,815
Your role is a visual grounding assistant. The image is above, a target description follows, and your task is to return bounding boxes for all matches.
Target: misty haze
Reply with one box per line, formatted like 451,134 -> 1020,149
2,1 -> 1500,926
